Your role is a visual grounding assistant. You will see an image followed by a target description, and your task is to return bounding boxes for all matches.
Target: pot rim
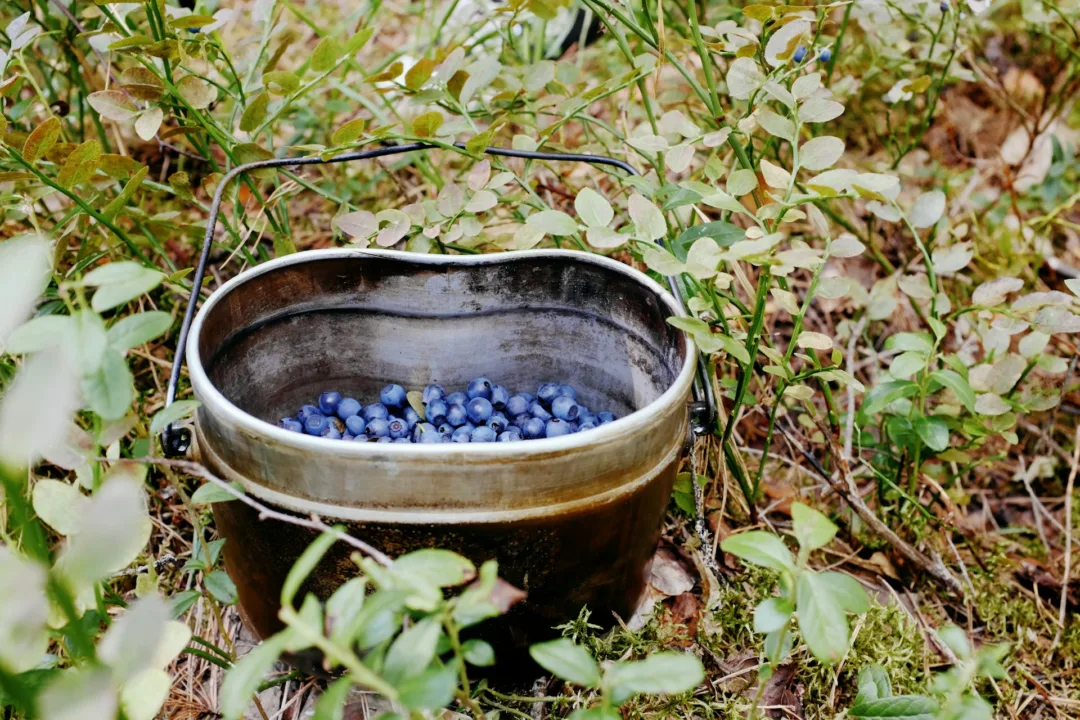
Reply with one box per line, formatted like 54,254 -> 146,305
186,248 -> 697,459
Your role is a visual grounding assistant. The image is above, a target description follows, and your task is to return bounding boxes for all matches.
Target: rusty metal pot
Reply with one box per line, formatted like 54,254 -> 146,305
184,247 -> 697,654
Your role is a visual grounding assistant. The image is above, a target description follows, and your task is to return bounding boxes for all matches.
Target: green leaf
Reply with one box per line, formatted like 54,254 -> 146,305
886,416 -> 917,451
575,187 -> 614,228
929,369 -> 975,412
795,572 -> 850,664
346,26 -> 374,53
312,676 -> 353,720
32,479 -> 87,535
396,660 -> 459,711
565,709 -> 621,720
753,597 -> 793,634
859,380 -> 919,420
205,569 -> 238,605
720,531 -> 795,574
6,315 -> 73,354
102,166 -> 149,222
72,310 -> 107,374
384,617 -> 442,684
311,36 -> 345,72
23,117 -> 62,163
817,572 -> 870,613
81,348 -> 133,419
462,639 -> 495,667
219,633 -> 290,720
107,311 -> 172,350
262,70 -> 300,95
282,528 -> 341,608
763,626 -> 792,665
849,695 -> 939,719
332,117 -> 368,145
528,639 -> 601,687
149,399 -> 200,435
88,267 -> 164,313
392,549 -> 476,588
884,332 -> 934,354
189,480 -> 243,505
915,416 -> 949,452
671,221 -> 744,261
855,665 -> 892,704
937,625 -> 971,660
606,652 -> 704,704
239,92 -> 270,133
659,186 -> 703,212
526,209 -> 579,236
790,502 -> 837,552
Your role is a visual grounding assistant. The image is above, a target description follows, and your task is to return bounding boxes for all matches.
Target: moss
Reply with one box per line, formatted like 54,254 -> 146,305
796,601 -> 930,713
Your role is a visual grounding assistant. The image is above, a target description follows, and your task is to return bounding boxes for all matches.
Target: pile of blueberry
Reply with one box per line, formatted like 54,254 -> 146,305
278,377 -> 617,443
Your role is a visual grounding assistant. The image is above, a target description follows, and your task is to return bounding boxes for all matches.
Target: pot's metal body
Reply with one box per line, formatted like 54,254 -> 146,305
188,248 -> 695,654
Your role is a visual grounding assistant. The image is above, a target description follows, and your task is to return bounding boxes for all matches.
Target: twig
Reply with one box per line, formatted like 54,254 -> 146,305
842,315 -> 868,463
1051,425 -> 1080,650
111,553 -> 181,578
115,457 -> 394,567
780,423 -> 965,595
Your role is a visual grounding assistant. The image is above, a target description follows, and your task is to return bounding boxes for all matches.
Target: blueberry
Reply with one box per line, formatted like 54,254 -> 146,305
297,405 -> 321,422
362,403 -> 389,422
351,434 -> 369,442
579,413 -> 598,427
343,433 -> 354,440
467,377 -> 493,400
793,45 -> 807,63
451,426 -> 473,443
530,402 -> 552,421
578,421 -> 598,432
345,415 -> 367,436
304,414 -> 329,436
506,394 -> 531,417
446,391 -> 467,406
545,418 -> 573,438
328,416 -> 346,433
318,391 -> 342,416
393,437 -> 411,444
551,396 -> 580,421
366,418 -> 390,438
819,48 -> 832,63
423,384 -> 446,404
463,422 -> 477,431
446,403 -> 468,427
403,407 -> 421,428
426,399 -> 449,425
487,413 -> 508,434
597,411 -> 615,424
471,425 -> 497,442
388,417 -> 409,439
498,430 -> 523,442
413,422 -> 438,442
519,392 -> 536,404
320,426 -> 342,440
376,436 -> 392,443
380,384 -> 407,408
490,385 -> 510,409
417,427 -> 444,443
556,384 -> 577,401
537,383 -> 559,405
467,397 -> 493,424
438,422 -> 454,434
939,0 -> 948,9
279,417 -> 303,433
506,425 -> 522,435
511,413 -> 531,428
522,417 -> 546,439
337,398 -> 362,419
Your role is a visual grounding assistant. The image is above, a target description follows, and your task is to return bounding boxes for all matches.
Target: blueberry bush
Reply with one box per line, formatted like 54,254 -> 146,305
1,0 -> 1080,716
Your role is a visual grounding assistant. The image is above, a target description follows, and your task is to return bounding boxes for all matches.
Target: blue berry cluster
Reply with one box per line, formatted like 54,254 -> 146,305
278,378 -> 617,444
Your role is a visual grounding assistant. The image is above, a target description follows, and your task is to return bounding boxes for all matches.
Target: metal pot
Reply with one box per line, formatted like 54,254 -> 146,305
184,248 -> 697,654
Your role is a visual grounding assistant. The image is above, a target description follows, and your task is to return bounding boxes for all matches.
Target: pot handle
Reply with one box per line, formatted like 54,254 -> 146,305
161,142 -> 716,456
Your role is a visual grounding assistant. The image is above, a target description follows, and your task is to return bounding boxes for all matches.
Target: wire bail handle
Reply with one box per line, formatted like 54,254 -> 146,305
162,142 -> 716,456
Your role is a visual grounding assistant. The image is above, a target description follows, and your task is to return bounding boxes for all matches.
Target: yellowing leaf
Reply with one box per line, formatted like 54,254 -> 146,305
405,58 -> 437,91
411,111 -> 443,138
23,116 -> 62,162
311,36 -> 345,72
176,75 -> 216,109
88,91 -> 137,123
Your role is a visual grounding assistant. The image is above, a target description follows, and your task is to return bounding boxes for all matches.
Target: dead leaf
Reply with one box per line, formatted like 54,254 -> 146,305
649,548 -> 696,597
760,662 -> 804,718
